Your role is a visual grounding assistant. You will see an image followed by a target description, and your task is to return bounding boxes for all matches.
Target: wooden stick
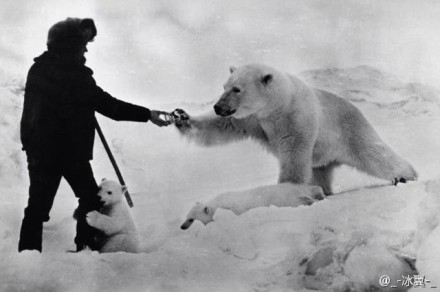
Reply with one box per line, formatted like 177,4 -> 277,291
95,117 -> 134,207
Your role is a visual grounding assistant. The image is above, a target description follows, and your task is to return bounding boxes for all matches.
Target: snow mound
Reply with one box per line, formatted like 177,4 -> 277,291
300,66 -> 440,108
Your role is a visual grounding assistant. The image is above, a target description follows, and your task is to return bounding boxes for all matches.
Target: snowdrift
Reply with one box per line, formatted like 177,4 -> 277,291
1,66 -> 440,291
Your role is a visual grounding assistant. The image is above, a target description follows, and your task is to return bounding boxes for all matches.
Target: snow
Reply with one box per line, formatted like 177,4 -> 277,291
2,1 -> 440,291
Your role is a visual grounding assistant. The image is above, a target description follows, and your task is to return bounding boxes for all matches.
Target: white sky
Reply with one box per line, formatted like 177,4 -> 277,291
1,0 -> 440,104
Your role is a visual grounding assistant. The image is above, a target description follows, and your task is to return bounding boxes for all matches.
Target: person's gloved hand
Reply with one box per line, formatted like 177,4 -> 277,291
150,110 -> 172,127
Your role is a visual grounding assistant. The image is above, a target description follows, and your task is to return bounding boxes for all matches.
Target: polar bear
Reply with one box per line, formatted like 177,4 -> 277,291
181,183 -> 324,229
176,63 -> 417,195
86,179 -> 140,253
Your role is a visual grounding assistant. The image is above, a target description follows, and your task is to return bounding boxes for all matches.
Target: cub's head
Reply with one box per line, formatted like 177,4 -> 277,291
180,202 -> 215,230
214,63 -> 289,119
97,178 -> 127,206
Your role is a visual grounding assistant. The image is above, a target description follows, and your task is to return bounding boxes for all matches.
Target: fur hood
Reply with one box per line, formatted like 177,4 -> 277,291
47,18 -> 97,54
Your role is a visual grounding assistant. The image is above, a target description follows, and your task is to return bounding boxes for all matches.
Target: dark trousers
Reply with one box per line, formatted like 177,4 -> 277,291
18,158 -> 101,252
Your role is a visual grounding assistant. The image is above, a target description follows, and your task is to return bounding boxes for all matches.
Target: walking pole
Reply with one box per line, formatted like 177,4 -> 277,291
94,117 -> 134,208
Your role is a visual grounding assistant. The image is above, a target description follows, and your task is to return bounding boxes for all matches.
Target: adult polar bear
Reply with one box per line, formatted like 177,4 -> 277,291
177,63 -> 417,196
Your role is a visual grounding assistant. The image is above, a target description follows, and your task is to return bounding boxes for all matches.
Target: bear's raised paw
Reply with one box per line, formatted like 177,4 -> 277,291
171,108 -> 191,128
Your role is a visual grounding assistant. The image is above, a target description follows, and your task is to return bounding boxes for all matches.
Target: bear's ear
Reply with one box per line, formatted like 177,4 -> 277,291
262,74 -> 273,85
204,206 -> 210,215
229,66 -> 237,74
101,178 -> 107,182
121,185 -> 127,193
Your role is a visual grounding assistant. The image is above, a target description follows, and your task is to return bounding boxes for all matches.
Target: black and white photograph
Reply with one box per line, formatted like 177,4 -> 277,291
1,0 -> 439,291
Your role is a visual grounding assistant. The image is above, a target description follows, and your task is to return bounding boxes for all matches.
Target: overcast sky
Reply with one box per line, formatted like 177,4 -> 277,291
1,0 -> 440,104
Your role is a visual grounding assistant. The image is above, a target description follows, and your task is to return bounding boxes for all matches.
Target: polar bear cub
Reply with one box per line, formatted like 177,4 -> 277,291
86,179 -> 140,253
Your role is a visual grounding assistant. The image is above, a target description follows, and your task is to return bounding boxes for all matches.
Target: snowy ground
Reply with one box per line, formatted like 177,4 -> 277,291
1,65 -> 440,291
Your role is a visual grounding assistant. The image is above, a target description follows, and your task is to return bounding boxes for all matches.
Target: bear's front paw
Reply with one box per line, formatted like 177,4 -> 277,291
172,108 -> 191,129
86,211 -> 101,227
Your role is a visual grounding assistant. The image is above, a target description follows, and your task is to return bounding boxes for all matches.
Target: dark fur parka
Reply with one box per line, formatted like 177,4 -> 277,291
21,51 -> 151,162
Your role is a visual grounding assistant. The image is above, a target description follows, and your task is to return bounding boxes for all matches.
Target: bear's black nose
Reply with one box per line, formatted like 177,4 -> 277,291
214,104 -> 222,115
214,104 -> 236,117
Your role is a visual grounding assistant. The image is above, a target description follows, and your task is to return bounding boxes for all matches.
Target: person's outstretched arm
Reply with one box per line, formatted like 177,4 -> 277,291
93,85 -> 170,127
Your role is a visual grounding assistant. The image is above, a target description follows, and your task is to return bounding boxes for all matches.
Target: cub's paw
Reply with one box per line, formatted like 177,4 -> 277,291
86,211 -> 101,227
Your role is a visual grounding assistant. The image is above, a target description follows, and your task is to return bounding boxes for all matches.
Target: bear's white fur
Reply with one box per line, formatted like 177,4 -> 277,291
86,179 -> 140,253
178,63 -> 417,195
181,183 -> 324,229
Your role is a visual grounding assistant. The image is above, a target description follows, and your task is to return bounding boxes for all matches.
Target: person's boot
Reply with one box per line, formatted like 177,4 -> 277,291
18,216 -> 43,252
75,217 -> 99,252
76,243 -> 87,252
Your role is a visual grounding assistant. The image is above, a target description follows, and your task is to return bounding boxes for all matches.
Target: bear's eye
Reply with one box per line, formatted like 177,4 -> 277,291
232,87 -> 241,93
107,191 -> 112,195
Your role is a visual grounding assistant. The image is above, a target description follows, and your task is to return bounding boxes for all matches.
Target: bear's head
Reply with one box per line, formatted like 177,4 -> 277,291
214,63 -> 291,119
97,178 -> 127,206
180,202 -> 215,230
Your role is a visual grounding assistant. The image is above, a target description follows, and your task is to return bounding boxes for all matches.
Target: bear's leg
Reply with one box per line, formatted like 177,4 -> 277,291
278,147 -> 314,185
346,139 -> 417,185
311,162 -> 339,196
86,211 -> 122,235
